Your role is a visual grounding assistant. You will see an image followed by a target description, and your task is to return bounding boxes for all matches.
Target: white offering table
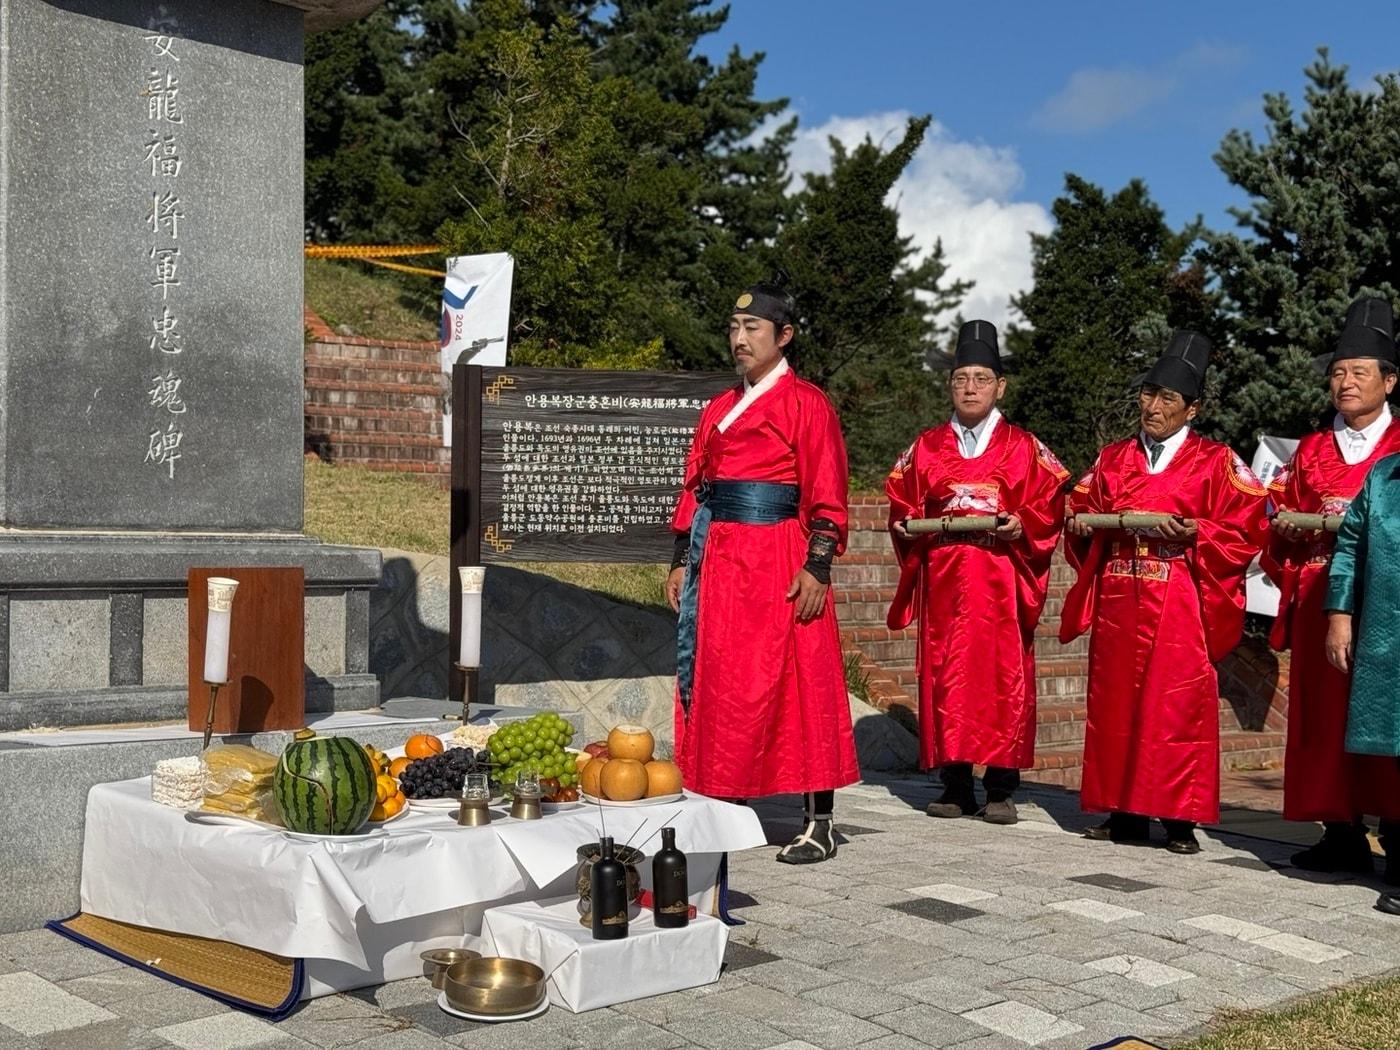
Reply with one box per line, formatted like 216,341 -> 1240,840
77,778 -> 765,997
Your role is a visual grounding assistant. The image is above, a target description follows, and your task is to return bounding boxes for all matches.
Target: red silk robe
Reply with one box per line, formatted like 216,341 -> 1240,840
1061,431 -> 1267,823
1262,425 -> 1400,821
669,368 -> 859,797
885,421 -> 1069,770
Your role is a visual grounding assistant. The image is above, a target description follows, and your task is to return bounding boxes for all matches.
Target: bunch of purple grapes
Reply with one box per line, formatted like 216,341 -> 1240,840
398,747 -> 493,799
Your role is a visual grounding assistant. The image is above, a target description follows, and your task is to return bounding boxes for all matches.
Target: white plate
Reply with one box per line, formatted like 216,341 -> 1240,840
407,795 -> 465,811
541,799 -> 584,813
185,809 -> 404,839
437,990 -> 548,1023
580,792 -> 685,808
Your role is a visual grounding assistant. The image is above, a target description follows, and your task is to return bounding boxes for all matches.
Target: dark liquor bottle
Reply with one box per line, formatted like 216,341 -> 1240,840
652,827 -> 689,928
590,836 -> 628,940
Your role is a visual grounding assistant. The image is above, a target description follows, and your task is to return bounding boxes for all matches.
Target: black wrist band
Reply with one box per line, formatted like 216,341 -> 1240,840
670,533 -> 690,571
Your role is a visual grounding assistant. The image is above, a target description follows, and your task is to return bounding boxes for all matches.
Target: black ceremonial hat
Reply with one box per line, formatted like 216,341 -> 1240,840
1143,329 -> 1211,401
953,320 -> 1003,375
733,275 -> 796,328
1328,296 -> 1397,368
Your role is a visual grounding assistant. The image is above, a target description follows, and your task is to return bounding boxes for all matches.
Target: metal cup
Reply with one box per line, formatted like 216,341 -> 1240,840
457,796 -> 492,827
509,794 -> 542,820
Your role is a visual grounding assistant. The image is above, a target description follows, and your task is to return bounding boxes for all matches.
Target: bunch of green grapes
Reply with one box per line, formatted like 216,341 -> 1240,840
486,713 -> 578,791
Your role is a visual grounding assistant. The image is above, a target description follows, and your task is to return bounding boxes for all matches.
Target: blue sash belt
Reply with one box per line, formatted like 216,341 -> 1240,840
676,481 -> 800,715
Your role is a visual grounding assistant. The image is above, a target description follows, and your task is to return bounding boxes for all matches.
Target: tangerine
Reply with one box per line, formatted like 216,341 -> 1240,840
405,734 -> 444,760
388,756 -> 411,779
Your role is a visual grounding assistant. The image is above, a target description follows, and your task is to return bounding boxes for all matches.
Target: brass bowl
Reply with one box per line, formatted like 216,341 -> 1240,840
443,957 -> 546,1016
419,948 -> 481,989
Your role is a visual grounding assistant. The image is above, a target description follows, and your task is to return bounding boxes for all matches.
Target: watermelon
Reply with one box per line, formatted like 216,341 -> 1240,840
274,736 -> 376,835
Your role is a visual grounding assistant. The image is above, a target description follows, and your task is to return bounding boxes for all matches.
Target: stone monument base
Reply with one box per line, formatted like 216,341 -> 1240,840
0,532 -> 381,732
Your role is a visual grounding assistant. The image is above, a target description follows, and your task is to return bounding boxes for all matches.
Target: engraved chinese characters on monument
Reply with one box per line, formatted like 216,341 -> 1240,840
1,1 -> 303,529
478,369 -> 734,561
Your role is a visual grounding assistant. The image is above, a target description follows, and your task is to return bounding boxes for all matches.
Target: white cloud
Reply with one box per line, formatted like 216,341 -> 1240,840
784,111 -> 1052,331
1032,40 -> 1248,134
1033,68 -> 1176,133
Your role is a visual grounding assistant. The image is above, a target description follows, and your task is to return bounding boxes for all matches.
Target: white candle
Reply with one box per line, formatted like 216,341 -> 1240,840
203,577 -> 239,684
458,566 -> 484,668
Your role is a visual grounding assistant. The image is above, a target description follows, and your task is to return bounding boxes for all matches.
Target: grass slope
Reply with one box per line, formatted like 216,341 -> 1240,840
303,457 -> 670,612
304,258 -> 439,343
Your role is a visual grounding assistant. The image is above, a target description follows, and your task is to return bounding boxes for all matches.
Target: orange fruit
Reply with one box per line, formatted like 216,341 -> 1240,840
405,734 -> 444,760
579,756 -> 608,798
383,794 -> 405,817
376,774 -> 397,804
370,801 -> 389,822
643,760 -> 683,798
607,725 -> 654,764
600,758 -> 648,802
388,756 -> 411,779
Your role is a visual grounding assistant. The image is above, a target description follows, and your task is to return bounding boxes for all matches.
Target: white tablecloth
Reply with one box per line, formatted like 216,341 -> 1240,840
79,779 -> 765,995
482,897 -> 728,1012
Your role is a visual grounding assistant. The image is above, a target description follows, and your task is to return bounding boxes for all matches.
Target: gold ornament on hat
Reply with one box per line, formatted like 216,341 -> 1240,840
735,293 -> 753,309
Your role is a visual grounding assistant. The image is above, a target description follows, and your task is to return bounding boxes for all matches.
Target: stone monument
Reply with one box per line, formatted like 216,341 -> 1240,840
0,0 -> 386,729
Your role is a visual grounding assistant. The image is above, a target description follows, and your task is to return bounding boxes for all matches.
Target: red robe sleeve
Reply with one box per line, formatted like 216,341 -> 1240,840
1260,452 -> 1304,650
669,399 -> 722,535
884,437 -> 925,630
1059,455 -> 1108,643
1194,447 -> 1269,662
1006,437 -> 1071,633
795,384 -> 850,553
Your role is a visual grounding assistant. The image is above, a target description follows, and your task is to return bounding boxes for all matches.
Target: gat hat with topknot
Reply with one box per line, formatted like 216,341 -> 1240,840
1143,329 -> 1211,402
1327,295 -> 1397,369
954,320 -> 1003,375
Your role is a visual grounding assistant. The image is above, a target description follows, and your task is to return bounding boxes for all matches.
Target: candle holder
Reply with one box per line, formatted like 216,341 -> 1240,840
201,681 -> 223,751
457,663 -> 479,727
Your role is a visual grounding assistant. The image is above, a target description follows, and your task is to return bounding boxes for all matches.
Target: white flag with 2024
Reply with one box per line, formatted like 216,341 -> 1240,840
441,252 -> 513,447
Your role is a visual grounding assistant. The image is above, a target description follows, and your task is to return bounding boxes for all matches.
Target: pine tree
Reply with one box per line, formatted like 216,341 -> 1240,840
1204,51 -> 1400,448
779,117 -> 970,480
1005,175 -> 1220,473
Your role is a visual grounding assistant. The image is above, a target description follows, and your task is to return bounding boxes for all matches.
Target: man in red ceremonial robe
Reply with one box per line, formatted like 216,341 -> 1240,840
1264,295 -> 1400,876
1063,330 -> 1266,854
885,320 -> 1068,825
666,278 -> 858,865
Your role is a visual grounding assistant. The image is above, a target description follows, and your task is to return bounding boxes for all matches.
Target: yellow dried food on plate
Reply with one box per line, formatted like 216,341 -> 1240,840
204,744 -> 279,776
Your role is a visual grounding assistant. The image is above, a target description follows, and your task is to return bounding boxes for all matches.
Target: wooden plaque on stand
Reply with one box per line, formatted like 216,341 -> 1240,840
187,567 -> 305,735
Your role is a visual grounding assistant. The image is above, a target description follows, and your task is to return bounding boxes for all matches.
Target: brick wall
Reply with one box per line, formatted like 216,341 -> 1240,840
303,306 -> 449,481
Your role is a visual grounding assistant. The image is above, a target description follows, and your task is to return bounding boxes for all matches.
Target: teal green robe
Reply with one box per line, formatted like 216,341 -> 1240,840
1326,452 -> 1400,757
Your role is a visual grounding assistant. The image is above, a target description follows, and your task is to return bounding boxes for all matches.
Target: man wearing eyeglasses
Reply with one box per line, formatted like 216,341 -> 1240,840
1265,296 -> 1400,881
1062,331 -> 1266,854
886,320 -> 1069,826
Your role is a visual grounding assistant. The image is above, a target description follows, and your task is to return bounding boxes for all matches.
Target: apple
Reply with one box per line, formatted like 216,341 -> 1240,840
583,741 -> 611,759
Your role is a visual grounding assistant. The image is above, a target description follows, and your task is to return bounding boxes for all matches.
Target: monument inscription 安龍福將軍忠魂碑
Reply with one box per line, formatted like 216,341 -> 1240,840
0,0 -> 304,530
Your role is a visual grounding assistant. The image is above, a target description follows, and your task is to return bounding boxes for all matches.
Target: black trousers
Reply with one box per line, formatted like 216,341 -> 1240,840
940,762 -> 1020,803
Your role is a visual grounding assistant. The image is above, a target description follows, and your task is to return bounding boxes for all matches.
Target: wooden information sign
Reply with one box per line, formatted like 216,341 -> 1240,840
186,567 -> 305,735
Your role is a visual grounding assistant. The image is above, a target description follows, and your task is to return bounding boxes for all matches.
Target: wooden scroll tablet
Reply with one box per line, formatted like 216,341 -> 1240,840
1274,511 -> 1343,533
904,515 -> 1005,535
1073,512 -> 1175,530
187,567 -> 305,735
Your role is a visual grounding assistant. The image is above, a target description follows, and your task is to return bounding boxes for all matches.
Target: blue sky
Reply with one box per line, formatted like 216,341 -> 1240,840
701,1 -> 1400,326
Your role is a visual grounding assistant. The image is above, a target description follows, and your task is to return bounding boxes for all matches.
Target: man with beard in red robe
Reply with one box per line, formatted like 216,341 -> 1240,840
1264,296 -> 1400,876
666,279 -> 858,865
1063,331 -> 1267,854
885,320 -> 1069,825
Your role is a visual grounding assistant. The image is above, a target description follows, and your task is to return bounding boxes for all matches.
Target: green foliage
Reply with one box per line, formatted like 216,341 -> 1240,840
782,117 -> 971,478
1004,175 -> 1220,473
1203,51 -> 1400,449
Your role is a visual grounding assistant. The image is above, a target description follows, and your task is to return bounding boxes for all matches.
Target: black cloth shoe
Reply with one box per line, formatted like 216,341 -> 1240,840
1084,813 -> 1150,842
776,819 -> 836,864
926,792 -> 978,819
982,798 -> 1019,825
1165,831 -> 1202,855
1376,891 -> 1400,916
1291,828 -> 1374,874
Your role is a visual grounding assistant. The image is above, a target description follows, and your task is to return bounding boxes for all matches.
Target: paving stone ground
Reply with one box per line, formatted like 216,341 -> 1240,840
5,776 -> 1400,1049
